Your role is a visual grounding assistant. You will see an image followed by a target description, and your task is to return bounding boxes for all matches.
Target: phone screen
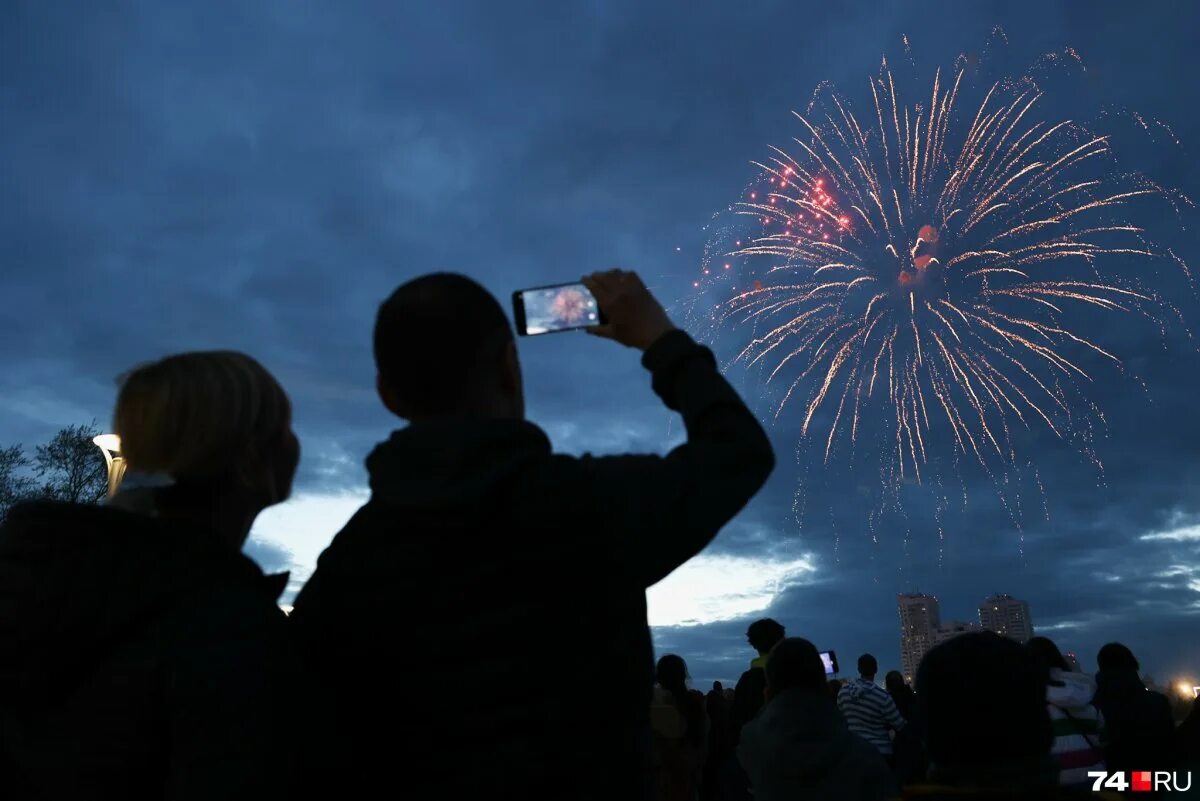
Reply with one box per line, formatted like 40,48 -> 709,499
512,282 -> 603,336
820,650 -> 839,676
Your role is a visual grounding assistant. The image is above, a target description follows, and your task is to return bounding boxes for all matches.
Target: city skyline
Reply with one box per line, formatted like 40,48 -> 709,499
898,592 -> 1035,683
3,2 -> 1199,687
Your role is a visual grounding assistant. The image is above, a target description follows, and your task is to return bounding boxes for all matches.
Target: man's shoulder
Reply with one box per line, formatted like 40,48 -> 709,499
868,682 -> 893,700
840,679 -> 891,707
856,679 -> 889,698
736,666 -> 764,688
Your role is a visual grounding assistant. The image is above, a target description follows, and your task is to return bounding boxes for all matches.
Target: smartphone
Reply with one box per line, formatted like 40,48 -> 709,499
512,282 -> 605,336
820,650 -> 839,676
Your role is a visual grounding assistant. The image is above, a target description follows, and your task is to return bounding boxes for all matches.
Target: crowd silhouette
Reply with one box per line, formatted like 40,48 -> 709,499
0,271 -> 1195,800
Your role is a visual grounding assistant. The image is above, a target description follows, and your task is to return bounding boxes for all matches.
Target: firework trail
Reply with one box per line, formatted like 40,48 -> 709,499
691,43 -> 1191,536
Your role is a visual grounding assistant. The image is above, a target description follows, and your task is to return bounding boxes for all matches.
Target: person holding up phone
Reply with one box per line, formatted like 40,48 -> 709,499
290,269 -> 774,801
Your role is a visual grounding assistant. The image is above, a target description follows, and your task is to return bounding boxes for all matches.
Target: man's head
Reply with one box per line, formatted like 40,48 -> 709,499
1096,642 -> 1139,673
712,681 -> 723,692
374,274 -> 522,421
746,618 -> 786,656
764,638 -> 826,701
916,632 -> 1053,786
857,653 -> 878,679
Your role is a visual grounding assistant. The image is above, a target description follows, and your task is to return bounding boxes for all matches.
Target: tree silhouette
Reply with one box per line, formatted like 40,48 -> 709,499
33,422 -> 108,505
0,445 -> 37,523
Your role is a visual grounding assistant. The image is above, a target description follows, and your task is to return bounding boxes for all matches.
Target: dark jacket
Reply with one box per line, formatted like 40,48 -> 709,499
732,656 -> 768,745
290,330 -> 774,800
0,499 -> 294,801
1093,668 -> 1176,777
737,688 -> 896,801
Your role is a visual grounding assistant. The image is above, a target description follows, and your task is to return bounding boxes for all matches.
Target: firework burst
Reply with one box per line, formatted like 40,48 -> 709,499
693,43 -> 1191,538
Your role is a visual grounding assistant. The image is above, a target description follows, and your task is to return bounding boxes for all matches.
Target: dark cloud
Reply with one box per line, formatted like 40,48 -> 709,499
3,0 -> 1199,685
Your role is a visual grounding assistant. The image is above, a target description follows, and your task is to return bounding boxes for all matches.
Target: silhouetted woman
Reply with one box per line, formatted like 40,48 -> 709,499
885,670 -> 916,722
1093,642 -> 1176,793
652,654 -> 709,801
0,351 -> 300,800
885,669 -> 927,787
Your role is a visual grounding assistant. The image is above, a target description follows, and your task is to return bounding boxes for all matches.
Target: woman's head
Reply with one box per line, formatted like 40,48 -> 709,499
1096,642 -> 1139,673
114,351 -> 298,507
764,638 -> 826,699
885,670 -> 907,694
656,654 -> 688,689
1027,636 -> 1069,676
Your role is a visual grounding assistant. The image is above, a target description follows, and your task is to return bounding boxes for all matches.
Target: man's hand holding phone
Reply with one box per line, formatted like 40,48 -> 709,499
581,270 -> 676,351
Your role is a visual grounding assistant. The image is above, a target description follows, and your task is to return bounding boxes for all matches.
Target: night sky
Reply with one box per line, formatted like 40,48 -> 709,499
4,1 -> 1198,688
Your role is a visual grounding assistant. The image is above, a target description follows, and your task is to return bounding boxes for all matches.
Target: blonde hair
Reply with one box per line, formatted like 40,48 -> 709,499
114,351 -> 293,500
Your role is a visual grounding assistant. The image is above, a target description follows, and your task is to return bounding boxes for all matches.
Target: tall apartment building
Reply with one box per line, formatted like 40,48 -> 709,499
898,593 -> 940,683
978,594 -> 1034,642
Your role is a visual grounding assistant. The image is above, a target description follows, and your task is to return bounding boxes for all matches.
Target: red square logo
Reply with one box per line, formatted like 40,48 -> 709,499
1132,771 -> 1152,792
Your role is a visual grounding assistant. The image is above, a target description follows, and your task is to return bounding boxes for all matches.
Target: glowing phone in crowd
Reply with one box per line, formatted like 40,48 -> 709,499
512,282 -> 605,336
820,650 -> 839,676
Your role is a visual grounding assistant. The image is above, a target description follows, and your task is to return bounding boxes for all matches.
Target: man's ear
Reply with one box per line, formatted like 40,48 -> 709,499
376,373 -> 408,419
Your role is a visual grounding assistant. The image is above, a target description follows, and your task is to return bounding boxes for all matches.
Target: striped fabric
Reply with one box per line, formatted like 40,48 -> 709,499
837,678 -> 906,755
1046,668 -> 1106,787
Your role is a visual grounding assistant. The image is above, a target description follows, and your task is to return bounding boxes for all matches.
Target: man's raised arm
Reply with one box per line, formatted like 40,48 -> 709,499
577,270 -> 775,587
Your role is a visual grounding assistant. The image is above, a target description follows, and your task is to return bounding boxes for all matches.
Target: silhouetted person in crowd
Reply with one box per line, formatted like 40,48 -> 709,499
1177,696 -> 1200,776
651,655 -> 708,801
838,653 -> 906,768
828,677 -> 845,702
289,271 -> 774,800
738,638 -> 895,801
1027,637 -> 1105,788
733,618 -> 786,737
702,682 -> 732,801
725,617 -> 786,800
0,352 -> 300,800
1092,642 -> 1176,795
886,669 -> 927,787
907,631 -> 1123,800
886,670 -> 916,722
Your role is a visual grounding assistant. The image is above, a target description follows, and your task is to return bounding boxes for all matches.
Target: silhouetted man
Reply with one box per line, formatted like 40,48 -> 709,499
838,653 -> 906,766
290,271 -> 774,800
733,617 -> 786,737
725,617 -> 786,801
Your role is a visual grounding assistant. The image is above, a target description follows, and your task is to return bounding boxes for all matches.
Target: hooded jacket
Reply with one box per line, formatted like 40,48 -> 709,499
1044,669 -> 1104,786
738,688 -> 895,801
838,677 -> 907,755
0,499 -> 294,801
289,330 -> 775,800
